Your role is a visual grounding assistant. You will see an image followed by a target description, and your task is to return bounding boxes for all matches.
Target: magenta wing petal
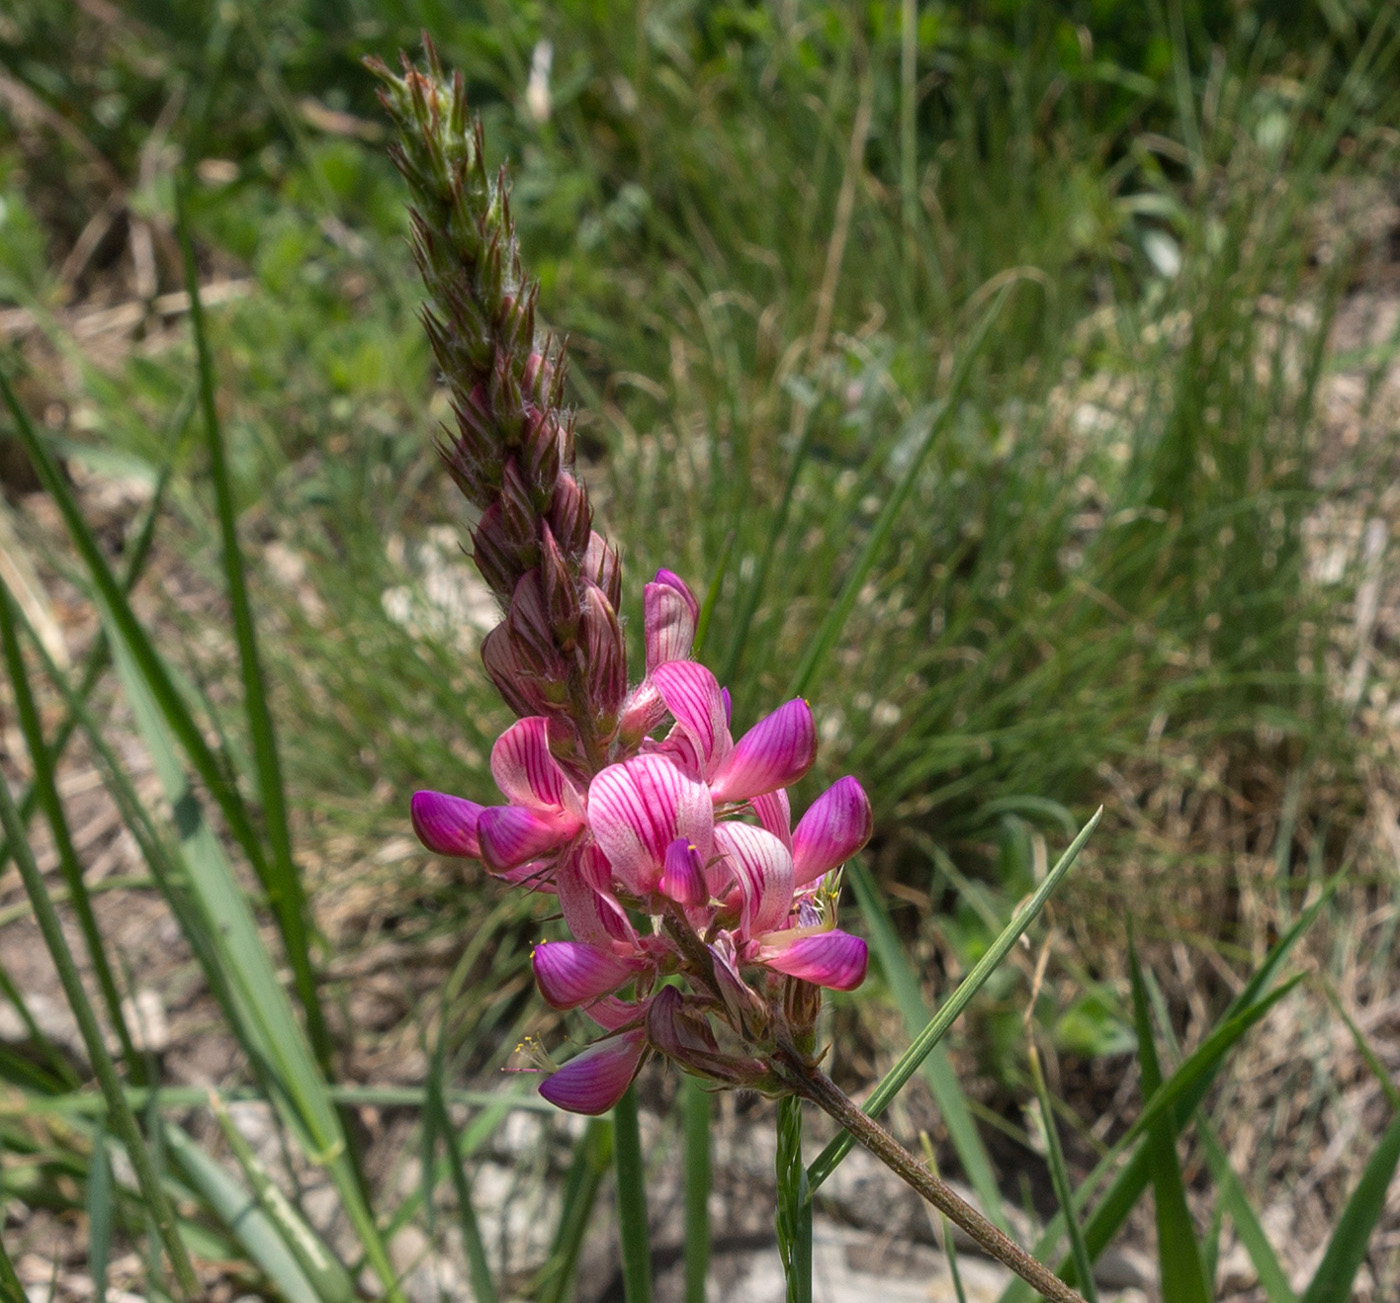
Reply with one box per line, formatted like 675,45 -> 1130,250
477,804 -> 572,872
588,754 -> 713,895
760,930 -> 868,991
538,1030 -> 648,1115
750,788 -> 793,850
490,716 -> 574,812
411,791 -> 484,858
532,941 -> 643,1009
651,661 -> 733,777
714,821 -> 794,938
791,776 -> 873,886
708,697 -> 816,802
644,573 -> 699,671
557,853 -> 639,951
661,837 -> 707,906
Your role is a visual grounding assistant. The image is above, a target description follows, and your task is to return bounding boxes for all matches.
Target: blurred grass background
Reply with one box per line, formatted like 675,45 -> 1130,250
3,0 -> 1400,1299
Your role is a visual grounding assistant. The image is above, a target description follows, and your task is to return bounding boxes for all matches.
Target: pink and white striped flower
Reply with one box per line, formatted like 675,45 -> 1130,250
410,564 -> 875,1113
411,715 -> 585,887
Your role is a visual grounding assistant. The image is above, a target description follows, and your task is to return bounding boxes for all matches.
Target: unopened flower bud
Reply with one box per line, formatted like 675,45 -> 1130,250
499,459 -> 537,552
508,570 -> 566,679
584,533 -> 623,612
578,582 -> 626,719
539,522 -> 579,641
547,473 -> 592,558
524,409 -> 564,494
481,624 -> 543,717
471,505 -> 518,599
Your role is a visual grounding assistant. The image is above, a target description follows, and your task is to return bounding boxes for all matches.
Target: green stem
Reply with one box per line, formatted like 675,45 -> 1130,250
613,1086 -> 652,1303
682,1077 -> 712,1303
775,1095 -> 812,1303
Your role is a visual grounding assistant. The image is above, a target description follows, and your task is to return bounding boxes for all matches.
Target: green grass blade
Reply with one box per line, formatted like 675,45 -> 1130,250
999,883 -> 1334,1303
163,1123 -> 322,1303
775,1094 -> 813,1303
206,1092 -> 355,1303
1027,1046 -> 1098,1303
0,768 -> 200,1299
425,1034 -> 498,1303
174,184 -> 331,1074
691,530 -> 734,660
0,393 -> 185,885
0,1211 -> 24,1303
86,1126 -> 114,1303
807,807 -> 1101,1193
613,1085 -> 653,1303
850,858 -> 1014,1237
535,1119 -> 613,1303
1128,943 -> 1210,1303
100,611 -> 404,1300
1298,1110 -> 1400,1303
0,583 -> 141,1078
1197,1116 -> 1297,1303
0,369 -> 292,978
785,284 -> 1009,700
682,1076 -> 711,1303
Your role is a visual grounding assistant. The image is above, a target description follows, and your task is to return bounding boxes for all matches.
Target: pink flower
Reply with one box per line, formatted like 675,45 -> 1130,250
410,563 -> 877,1113
412,715 -> 584,886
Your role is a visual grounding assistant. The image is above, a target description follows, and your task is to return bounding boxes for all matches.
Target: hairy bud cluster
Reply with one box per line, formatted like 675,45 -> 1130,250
369,45 -> 626,763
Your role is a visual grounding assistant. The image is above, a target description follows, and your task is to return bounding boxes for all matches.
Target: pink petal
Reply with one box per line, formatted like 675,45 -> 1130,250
709,698 -> 816,803
491,717 -> 574,812
750,789 -> 793,850
557,852 -> 639,952
761,930 -> 868,991
584,995 -> 653,1031
714,822 -> 794,938
533,942 -> 644,1009
651,661 -> 733,777
791,776 -> 873,886
495,858 -> 557,890
618,681 -> 669,743
411,791 -> 483,858
477,805 -> 572,872
588,754 -> 713,895
644,572 -> 699,671
538,1030 -> 648,1115
661,837 -> 707,906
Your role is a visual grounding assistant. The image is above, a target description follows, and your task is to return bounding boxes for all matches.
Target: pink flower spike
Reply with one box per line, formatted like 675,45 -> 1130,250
539,1030 -> 648,1115
411,791 -> 484,858
714,822 -> 794,938
490,716 -> 579,814
644,572 -> 699,671
589,754 -> 713,895
661,838 -> 707,906
533,942 -> 643,1009
791,776 -> 873,886
477,804 -> 572,872
651,661 -> 733,776
709,698 -> 816,802
761,930 -> 869,991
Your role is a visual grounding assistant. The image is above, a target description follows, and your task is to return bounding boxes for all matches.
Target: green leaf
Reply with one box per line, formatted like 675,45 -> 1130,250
999,881 -> 1333,1303
1298,1114 -> 1400,1303
86,1128 -> 114,1303
175,183 -> 332,1074
613,1086 -> 653,1303
850,859 -> 1015,1238
807,807 -> 1101,1193
1129,942 -> 1210,1303
1197,1117 -> 1297,1303
1027,1047 -> 1098,1303
163,1123 -> 323,1303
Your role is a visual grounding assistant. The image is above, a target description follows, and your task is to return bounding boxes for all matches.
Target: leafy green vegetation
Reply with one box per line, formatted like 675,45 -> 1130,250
3,1 -> 1400,1299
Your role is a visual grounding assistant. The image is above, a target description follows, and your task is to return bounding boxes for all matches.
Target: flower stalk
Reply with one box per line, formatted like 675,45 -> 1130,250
379,45 -> 1087,1303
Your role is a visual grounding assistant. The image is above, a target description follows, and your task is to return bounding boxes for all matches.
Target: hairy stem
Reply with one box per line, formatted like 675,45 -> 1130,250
777,1050 -> 1087,1303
